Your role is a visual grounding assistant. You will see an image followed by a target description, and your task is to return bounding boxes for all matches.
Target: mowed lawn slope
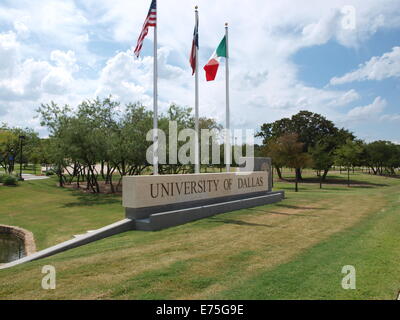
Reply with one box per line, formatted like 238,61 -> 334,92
0,178 -> 122,249
0,172 -> 399,299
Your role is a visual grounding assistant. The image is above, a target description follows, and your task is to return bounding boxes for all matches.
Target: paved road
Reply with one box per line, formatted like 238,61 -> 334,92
21,174 -> 49,181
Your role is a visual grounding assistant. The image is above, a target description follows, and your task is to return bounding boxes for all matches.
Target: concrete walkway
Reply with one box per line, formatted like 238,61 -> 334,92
21,174 -> 49,181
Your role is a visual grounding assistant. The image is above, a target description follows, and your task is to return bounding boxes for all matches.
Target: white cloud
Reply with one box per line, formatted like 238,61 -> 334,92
380,113 -> 400,122
337,89 -> 361,106
50,50 -> 79,73
326,89 -> 361,107
0,31 -> 19,76
0,32 -> 78,100
41,67 -> 73,95
0,0 -> 89,45
300,9 -> 342,47
0,0 -> 400,140
83,0 -> 400,131
13,21 -> 29,38
95,47 -> 192,111
345,97 -> 387,122
0,0 -> 97,67
330,46 -> 400,85
95,50 -> 149,103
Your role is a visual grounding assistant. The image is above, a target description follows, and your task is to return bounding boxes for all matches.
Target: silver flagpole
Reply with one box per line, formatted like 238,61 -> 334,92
153,18 -> 158,175
194,6 -> 200,174
225,22 -> 230,173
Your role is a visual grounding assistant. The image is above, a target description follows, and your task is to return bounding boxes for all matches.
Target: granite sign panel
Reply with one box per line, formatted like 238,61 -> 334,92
123,172 -> 270,209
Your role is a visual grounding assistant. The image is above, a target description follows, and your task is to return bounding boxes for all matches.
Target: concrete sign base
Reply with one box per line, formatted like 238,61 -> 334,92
134,190 -> 284,231
123,169 -> 284,231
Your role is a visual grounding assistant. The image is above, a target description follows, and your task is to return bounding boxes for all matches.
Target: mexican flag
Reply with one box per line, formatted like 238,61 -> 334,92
203,36 -> 226,81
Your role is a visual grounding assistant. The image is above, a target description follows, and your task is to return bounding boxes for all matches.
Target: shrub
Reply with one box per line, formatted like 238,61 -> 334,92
45,170 -> 55,176
0,174 -> 4,183
2,175 -> 18,186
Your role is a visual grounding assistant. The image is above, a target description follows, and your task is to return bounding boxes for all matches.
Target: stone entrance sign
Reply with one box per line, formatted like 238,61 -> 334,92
122,162 -> 284,231
123,172 -> 270,210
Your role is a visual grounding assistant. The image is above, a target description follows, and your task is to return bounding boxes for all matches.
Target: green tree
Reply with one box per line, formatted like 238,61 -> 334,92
257,111 -> 354,180
110,103 -> 153,191
309,142 -> 331,189
334,139 -> 363,186
0,126 -> 17,174
261,138 -> 286,180
266,133 -> 312,192
0,124 -> 39,175
364,141 -> 400,175
37,98 -> 222,193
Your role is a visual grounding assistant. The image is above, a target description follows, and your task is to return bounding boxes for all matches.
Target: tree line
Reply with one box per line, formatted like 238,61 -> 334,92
35,97 -> 222,192
257,110 -> 400,190
1,104 -> 399,193
0,125 -> 42,175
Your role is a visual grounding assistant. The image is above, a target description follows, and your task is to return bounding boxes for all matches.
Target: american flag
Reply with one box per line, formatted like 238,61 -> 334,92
134,0 -> 157,58
190,10 -> 199,75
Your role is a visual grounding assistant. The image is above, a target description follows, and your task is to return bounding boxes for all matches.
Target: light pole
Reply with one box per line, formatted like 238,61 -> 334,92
19,135 -> 25,181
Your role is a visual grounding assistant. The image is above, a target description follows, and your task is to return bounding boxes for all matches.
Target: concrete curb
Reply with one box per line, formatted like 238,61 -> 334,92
0,219 -> 135,270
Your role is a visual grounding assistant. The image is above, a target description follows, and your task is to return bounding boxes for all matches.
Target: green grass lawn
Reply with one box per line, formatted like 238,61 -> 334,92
0,171 -> 399,299
0,164 -> 43,176
0,178 -> 122,249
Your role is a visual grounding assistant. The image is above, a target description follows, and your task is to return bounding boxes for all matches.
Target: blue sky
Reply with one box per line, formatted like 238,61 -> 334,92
294,28 -> 400,142
0,0 -> 399,143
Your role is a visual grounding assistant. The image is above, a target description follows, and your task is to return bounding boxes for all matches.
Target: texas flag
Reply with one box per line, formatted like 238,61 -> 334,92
189,10 -> 199,75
